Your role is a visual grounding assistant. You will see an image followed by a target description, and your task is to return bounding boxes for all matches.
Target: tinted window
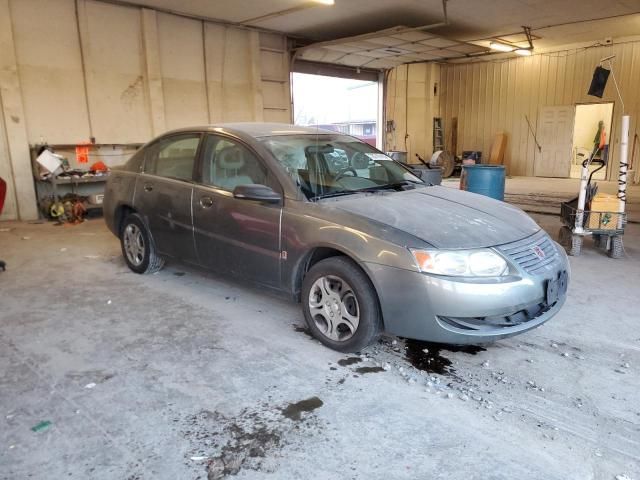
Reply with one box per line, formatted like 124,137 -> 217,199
200,135 -> 267,191
145,134 -> 200,181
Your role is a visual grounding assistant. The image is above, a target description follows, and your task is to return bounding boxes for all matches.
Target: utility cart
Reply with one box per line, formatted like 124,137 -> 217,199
559,198 -> 626,258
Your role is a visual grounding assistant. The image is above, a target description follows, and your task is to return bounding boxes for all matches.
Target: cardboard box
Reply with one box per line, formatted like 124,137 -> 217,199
587,193 -> 622,230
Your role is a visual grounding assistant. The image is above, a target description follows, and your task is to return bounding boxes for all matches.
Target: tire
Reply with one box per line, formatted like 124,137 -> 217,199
120,213 -> 165,274
568,234 -> 583,256
596,234 -> 609,250
608,236 -> 624,259
301,256 -> 382,352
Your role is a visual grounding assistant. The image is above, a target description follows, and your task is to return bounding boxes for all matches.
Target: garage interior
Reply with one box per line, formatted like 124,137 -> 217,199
1,1 -> 639,479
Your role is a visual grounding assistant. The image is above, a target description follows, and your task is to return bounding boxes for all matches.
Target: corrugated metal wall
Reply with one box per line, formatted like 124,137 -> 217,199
384,63 -> 441,163
0,0 -> 291,220
439,41 -> 640,178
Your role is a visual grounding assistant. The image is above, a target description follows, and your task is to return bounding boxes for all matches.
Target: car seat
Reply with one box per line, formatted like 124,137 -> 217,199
215,147 -> 254,191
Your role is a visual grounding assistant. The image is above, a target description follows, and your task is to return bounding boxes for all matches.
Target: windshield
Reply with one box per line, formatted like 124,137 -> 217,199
260,134 -> 423,200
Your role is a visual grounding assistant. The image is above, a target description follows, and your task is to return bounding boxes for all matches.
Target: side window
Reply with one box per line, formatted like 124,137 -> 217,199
145,134 -> 200,181
201,135 -> 267,191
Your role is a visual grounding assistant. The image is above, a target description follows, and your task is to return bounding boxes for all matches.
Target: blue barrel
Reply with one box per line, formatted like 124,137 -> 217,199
460,165 -> 505,200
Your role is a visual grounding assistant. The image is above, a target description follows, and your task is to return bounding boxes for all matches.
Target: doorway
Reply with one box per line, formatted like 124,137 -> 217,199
570,102 -> 614,180
291,73 -> 380,148
534,106 -> 575,178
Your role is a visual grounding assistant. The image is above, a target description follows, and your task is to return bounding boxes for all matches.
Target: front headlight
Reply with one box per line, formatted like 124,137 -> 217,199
410,249 -> 508,277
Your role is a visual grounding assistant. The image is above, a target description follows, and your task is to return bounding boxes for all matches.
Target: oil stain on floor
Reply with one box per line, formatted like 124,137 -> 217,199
354,366 -> 385,374
281,397 -> 324,421
404,339 -> 485,375
337,357 -> 362,367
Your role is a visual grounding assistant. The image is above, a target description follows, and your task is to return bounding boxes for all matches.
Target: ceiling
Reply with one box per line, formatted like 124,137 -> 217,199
115,0 -> 640,64
295,26 -> 488,69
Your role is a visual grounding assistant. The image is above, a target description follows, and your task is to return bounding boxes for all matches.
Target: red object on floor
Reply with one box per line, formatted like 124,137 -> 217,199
0,176 -> 6,215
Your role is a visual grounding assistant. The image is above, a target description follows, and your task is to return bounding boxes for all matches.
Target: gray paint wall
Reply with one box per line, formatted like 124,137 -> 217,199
0,0 -> 291,220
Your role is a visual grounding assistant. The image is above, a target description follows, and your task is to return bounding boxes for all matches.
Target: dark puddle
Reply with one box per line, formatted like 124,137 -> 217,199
354,366 -> 385,374
337,357 -> 362,367
404,339 -> 485,375
173,271 -> 186,277
281,397 -> 323,421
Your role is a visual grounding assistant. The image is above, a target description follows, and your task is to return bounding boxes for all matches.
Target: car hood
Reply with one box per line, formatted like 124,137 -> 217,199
325,186 -> 540,249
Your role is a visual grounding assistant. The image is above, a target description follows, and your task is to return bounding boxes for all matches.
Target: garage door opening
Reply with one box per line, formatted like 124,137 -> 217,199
292,72 -> 381,148
570,102 -> 614,180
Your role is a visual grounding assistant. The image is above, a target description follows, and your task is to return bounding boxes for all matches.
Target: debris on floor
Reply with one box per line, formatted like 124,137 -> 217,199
31,420 -> 52,433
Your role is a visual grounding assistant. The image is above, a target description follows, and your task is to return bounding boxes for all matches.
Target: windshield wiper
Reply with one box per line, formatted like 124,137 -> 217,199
311,190 -> 360,201
311,181 -> 423,201
355,181 -> 420,193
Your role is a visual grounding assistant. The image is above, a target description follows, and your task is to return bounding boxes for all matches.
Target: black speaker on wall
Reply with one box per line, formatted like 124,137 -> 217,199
588,66 -> 610,98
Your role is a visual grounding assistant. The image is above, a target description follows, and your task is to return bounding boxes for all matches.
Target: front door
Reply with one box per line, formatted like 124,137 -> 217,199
192,134 -> 282,287
534,106 -> 574,177
134,133 -> 201,263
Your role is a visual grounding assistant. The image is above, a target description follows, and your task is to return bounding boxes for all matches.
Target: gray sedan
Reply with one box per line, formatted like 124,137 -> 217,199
104,123 -> 569,352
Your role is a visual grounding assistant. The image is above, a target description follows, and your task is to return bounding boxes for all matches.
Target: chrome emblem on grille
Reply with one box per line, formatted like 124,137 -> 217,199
532,245 -> 546,260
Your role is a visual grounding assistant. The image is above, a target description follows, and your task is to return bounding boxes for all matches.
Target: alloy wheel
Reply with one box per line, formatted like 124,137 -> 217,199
308,275 -> 360,341
123,223 -> 145,266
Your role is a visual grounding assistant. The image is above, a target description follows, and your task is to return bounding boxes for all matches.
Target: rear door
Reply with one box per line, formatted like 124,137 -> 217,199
135,133 -> 201,262
192,134 -> 282,287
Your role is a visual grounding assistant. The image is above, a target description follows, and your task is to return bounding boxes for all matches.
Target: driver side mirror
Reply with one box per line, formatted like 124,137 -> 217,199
233,184 -> 282,204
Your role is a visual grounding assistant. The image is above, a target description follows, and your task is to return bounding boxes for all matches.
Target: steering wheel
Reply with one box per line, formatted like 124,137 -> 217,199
334,167 -> 358,181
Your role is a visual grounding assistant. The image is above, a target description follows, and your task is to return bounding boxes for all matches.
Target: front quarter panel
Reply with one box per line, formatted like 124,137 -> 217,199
282,200 -> 423,296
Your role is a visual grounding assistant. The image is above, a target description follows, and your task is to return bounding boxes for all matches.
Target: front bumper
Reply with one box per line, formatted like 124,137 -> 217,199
364,242 -> 570,344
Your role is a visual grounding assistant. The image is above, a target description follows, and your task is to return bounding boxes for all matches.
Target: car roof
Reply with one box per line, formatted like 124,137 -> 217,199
164,122 -> 339,139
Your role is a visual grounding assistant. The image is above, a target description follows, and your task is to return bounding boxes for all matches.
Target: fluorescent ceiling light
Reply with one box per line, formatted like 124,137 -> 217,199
312,0 -> 335,4
489,41 -> 515,52
515,48 -> 532,56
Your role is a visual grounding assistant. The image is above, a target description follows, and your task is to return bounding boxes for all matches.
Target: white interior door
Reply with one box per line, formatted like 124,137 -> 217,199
534,106 -> 574,177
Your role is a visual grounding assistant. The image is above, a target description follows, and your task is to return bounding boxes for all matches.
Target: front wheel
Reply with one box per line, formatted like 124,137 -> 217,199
120,213 -> 165,274
301,257 -> 382,352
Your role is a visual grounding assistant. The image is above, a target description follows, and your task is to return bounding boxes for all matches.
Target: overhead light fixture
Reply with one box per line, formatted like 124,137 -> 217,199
515,48 -> 532,56
312,0 -> 335,4
489,41 -> 515,52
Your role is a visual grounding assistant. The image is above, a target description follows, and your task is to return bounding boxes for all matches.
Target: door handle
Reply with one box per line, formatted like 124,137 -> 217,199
199,196 -> 214,208
143,183 -> 153,192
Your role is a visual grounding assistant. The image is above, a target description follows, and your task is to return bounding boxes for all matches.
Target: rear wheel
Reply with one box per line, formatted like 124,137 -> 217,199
301,257 -> 381,352
608,236 -> 624,259
120,213 -> 164,274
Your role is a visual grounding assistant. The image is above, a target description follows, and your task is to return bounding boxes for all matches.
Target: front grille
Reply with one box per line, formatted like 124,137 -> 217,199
438,301 -> 552,331
498,230 -> 559,275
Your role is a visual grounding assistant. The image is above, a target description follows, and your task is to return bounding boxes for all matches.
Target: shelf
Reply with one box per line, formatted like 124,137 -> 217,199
37,175 -> 109,185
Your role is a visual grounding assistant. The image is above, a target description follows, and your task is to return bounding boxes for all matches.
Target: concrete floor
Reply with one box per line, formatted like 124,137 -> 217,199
1,214 -> 639,480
